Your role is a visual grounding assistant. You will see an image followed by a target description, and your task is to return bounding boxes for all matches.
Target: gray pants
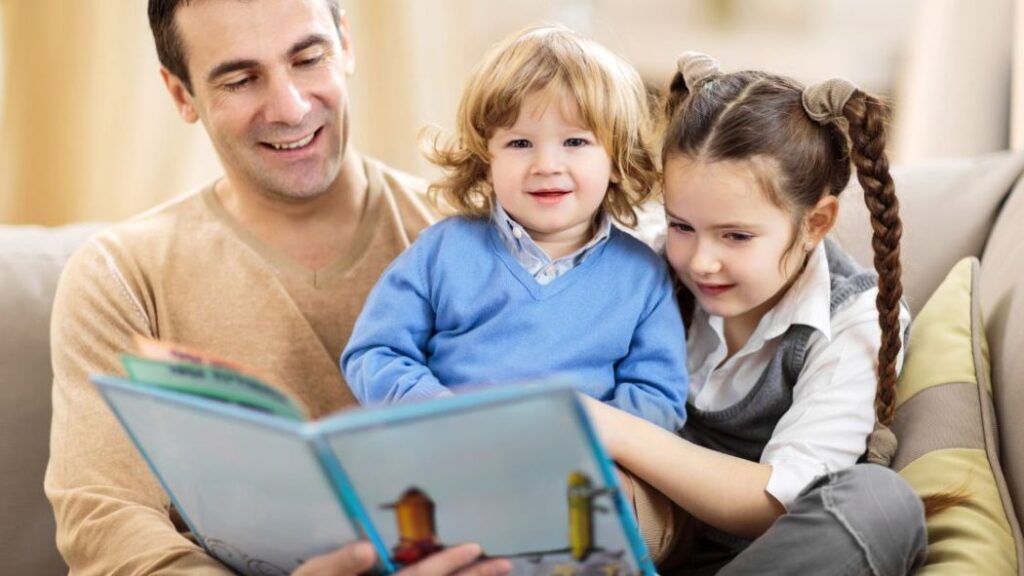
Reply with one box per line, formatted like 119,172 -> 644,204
713,464 -> 927,576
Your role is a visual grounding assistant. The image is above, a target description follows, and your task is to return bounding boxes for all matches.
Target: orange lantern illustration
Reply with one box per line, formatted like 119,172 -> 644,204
381,487 -> 445,565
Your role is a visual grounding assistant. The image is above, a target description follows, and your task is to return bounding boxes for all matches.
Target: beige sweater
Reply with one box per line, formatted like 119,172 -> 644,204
45,158 -> 435,575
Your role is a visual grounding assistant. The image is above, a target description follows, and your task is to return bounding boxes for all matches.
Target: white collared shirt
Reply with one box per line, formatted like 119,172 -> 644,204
492,201 -> 612,285
687,243 -> 910,508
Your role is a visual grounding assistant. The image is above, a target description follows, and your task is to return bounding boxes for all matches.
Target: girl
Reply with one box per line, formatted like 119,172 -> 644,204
584,53 -> 930,575
342,26 -> 688,431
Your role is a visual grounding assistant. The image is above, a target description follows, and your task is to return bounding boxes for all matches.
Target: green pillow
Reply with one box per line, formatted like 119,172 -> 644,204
892,258 -> 1022,574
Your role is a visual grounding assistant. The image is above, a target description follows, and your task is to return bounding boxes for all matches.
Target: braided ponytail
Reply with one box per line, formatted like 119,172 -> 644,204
842,91 -> 903,428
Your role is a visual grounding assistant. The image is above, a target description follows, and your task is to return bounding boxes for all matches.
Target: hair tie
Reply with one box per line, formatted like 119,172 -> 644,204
676,51 -> 721,89
802,78 -> 858,124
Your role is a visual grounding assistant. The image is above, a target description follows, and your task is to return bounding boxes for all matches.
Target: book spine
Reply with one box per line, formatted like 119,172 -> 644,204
308,431 -> 397,574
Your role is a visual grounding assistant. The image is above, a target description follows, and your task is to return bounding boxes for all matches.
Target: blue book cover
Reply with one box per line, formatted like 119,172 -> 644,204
92,374 -> 655,576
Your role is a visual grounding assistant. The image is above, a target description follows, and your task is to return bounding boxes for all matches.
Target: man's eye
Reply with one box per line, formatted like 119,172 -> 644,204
507,139 -> 531,149
296,54 -> 324,67
224,77 -> 254,91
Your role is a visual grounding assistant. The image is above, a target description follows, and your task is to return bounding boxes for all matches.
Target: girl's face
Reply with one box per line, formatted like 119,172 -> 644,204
663,156 -> 807,332
487,90 -> 612,252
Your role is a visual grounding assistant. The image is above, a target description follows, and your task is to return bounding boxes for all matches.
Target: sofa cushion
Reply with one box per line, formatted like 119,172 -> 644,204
0,223 -> 104,575
980,172 -> 1024,547
833,151 -> 1024,314
892,258 -> 1021,574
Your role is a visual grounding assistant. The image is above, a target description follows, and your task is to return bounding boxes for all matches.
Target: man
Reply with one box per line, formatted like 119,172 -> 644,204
45,1 -> 509,574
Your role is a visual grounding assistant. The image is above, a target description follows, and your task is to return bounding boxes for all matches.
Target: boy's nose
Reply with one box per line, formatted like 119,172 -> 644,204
531,146 -> 565,174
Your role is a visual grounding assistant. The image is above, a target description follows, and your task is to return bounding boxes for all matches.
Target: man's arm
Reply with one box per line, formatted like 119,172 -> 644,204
45,241 -> 232,575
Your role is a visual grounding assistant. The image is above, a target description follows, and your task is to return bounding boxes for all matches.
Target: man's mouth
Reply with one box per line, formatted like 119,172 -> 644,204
262,127 -> 321,151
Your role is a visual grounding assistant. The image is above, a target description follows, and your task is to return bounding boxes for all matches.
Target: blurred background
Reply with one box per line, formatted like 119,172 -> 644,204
0,0 -> 1020,225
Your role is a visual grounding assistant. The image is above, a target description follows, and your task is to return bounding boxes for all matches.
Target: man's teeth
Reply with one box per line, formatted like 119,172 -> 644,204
269,132 -> 315,150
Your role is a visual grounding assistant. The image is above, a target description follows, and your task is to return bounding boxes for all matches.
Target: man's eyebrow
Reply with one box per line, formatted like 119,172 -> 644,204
206,59 -> 260,85
205,34 -> 333,85
289,33 -> 332,57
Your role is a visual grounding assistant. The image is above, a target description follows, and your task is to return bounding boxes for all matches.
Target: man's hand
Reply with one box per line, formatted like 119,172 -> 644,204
293,541 -> 513,576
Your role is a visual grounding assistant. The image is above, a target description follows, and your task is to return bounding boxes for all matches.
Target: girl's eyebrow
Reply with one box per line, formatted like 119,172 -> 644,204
665,208 -> 759,230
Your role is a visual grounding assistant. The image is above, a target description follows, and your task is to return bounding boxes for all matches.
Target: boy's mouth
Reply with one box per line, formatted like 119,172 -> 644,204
528,188 -> 572,204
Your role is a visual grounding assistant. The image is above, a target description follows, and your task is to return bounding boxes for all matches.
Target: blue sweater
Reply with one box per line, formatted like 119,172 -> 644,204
341,216 -> 688,430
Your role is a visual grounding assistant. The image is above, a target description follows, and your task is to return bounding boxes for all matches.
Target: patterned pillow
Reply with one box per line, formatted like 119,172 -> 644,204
893,257 -> 1022,574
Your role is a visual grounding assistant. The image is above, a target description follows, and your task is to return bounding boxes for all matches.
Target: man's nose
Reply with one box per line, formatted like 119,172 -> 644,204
264,75 -> 311,125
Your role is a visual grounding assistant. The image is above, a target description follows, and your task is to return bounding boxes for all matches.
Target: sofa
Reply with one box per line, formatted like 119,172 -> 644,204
3,151 -> 1024,574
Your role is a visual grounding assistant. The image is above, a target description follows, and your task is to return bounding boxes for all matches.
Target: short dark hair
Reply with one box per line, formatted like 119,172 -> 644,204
148,0 -> 343,94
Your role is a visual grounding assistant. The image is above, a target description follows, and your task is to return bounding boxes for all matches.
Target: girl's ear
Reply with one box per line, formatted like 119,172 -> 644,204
803,194 -> 839,246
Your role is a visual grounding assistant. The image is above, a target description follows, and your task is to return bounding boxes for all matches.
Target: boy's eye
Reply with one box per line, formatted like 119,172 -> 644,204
564,137 -> 589,147
668,221 -> 694,233
507,139 -> 531,149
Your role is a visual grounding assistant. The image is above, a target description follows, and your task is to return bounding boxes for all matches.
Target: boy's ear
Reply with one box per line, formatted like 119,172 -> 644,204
804,194 -> 839,245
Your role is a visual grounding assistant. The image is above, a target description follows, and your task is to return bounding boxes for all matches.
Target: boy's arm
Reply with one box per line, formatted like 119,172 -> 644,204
341,242 -> 451,404
45,242 -> 233,575
610,272 -> 689,430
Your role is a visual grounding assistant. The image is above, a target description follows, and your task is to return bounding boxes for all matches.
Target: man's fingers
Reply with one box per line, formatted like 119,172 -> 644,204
292,540 -> 377,576
399,543 -> 512,576
453,557 -> 514,576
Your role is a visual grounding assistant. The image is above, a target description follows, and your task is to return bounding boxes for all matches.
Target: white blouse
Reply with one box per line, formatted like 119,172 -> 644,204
686,243 -> 910,508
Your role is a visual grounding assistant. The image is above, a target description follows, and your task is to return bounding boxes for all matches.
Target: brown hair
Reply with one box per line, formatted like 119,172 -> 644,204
148,0 -> 344,94
424,24 -> 658,227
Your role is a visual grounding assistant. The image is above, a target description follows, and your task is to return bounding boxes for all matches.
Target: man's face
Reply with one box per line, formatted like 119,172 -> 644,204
166,0 -> 354,201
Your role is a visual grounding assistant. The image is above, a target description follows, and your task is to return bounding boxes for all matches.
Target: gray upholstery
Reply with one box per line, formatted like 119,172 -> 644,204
0,223 -> 104,575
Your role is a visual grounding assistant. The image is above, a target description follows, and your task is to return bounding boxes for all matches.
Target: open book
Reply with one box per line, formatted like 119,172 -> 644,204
91,338 -> 655,576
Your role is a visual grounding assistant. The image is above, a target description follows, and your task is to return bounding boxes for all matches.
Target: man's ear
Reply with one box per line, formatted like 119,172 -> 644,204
336,11 -> 355,76
160,68 -> 200,124
804,194 -> 839,245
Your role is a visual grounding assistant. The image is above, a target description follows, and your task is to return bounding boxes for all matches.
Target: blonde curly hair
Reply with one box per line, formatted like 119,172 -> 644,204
423,24 -> 658,227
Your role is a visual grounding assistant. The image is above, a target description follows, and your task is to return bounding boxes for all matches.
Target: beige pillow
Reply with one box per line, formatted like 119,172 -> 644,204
892,258 -> 1022,574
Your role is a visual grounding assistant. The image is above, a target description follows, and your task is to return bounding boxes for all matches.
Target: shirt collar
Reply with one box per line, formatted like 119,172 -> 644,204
491,200 -> 612,267
759,242 -> 833,341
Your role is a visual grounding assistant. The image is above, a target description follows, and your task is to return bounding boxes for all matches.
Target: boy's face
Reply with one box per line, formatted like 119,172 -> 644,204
163,0 -> 355,201
487,91 -> 612,252
663,157 -> 805,336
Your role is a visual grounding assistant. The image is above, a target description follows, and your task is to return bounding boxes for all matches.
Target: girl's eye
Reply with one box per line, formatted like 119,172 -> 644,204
507,139 -> 531,149
724,232 -> 753,242
564,137 -> 589,147
668,222 -> 694,233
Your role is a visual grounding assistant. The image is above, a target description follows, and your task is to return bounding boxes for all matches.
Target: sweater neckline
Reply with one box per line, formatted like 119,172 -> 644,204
201,158 -> 385,288
487,223 -> 610,300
